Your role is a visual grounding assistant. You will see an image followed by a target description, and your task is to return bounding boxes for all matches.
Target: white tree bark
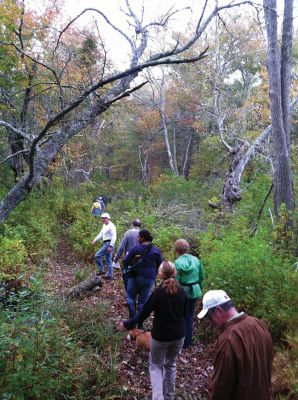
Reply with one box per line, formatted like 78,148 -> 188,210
159,70 -> 179,176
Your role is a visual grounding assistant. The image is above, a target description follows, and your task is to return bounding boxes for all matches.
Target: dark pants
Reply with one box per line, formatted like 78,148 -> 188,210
126,275 -> 155,325
184,298 -> 198,348
122,271 -> 128,292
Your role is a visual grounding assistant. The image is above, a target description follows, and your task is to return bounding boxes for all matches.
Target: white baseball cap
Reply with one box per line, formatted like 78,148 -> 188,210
101,212 -> 111,219
197,290 -> 231,319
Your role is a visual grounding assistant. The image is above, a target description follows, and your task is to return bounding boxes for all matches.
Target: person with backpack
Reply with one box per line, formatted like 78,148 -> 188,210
123,229 -> 162,322
113,219 -> 142,291
117,261 -> 187,400
174,239 -> 204,348
91,195 -> 106,217
92,213 -> 117,280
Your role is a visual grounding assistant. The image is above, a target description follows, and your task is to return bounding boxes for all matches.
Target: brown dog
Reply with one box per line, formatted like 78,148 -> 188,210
129,328 -> 151,352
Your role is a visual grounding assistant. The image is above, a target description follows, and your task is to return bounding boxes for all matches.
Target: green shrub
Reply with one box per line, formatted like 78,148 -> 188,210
0,293 -> 80,399
0,236 -> 27,281
200,226 -> 298,340
153,225 -> 182,260
2,189 -> 61,260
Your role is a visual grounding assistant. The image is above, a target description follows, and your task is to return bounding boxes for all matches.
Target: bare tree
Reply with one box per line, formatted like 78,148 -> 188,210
0,0 -> 253,224
220,95 -> 298,208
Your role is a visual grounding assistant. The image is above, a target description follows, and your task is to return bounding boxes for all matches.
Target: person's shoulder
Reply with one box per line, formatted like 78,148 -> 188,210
151,244 -> 161,253
247,315 -> 271,332
130,243 -> 142,252
192,254 -> 201,263
176,285 -> 187,299
152,285 -> 165,299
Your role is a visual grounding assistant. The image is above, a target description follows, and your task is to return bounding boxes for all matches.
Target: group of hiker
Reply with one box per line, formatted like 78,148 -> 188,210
91,213 -> 274,400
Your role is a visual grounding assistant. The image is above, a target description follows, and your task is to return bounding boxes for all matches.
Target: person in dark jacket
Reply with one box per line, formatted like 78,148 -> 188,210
123,229 -> 162,321
174,239 -> 204,348
118,261 -> 187,400
114,219 -> 141,291
198,290 -> 273,400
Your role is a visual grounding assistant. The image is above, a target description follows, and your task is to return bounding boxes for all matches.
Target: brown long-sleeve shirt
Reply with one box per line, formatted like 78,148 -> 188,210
209,313 -> 273,400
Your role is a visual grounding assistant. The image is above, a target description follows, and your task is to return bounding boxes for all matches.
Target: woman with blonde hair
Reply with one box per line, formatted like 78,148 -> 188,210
174,239 -> 204,349
118,260 -> 187,400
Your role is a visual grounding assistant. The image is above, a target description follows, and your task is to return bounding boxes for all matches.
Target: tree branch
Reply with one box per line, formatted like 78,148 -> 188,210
0,120 -> 32,140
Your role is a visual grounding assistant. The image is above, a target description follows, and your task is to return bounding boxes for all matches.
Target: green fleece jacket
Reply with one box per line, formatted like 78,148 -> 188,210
174,254 -> 204,299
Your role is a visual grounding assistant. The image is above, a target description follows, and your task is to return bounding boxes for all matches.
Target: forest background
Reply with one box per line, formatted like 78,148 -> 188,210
0,0 -> 297,399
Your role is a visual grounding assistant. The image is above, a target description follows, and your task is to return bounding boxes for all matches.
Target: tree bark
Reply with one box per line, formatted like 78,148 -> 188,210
219,95 -> 298,208
159,71 -> 179,176
263,0 -> 295,215
64,273 -> 102,300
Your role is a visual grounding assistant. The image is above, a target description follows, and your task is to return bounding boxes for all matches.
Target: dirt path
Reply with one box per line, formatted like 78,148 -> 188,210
46,237 -> 213,399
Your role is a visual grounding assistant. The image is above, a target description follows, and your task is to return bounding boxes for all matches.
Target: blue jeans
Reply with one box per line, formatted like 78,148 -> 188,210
184,298 -> 198,348
95,242 -> 113,278
126,275 -> 155,320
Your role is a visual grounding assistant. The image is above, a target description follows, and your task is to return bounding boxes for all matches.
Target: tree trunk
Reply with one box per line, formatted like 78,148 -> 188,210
219,95 -> 298,208
182,133 -> 194,179
263,0 -> 295,215
64,273 -> 102,300
159,71 -> 179,176
280,0 -> 293,151
221,143 -> 246,208
138,145 -> 151,184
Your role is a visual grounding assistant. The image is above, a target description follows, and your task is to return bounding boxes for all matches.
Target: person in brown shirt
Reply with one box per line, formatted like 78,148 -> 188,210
198,290 -> 273,400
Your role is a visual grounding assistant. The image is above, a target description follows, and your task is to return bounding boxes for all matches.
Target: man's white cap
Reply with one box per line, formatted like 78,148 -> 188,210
101,212 -> 111,219
197,290 -> 231,319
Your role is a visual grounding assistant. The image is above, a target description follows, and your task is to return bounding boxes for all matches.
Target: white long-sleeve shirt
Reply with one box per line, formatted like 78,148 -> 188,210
93,221 -> 117,247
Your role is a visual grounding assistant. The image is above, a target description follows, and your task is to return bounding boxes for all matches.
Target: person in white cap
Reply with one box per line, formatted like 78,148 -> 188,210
198,290 -> 273,400
92,213 -> 117,280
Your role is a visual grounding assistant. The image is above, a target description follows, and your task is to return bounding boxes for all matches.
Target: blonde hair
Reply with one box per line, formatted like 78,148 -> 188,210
158,261 -> 179,295
174,239 -> 190,255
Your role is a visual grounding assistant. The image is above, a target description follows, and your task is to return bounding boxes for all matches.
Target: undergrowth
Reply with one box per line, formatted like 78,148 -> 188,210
0,174 -> 297,398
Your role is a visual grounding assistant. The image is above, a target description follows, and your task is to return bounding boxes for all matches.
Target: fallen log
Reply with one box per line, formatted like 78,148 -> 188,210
64,273 -> 102,300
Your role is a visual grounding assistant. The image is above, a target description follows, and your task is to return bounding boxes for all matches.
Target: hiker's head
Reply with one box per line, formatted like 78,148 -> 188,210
138,229 -> 153,243
197,290 -> 236,326
158,261 -> 178,295
174,239 -> 190,255
158,260 -> 176,280
101,212 -> 111,224
131,219 -> 141,228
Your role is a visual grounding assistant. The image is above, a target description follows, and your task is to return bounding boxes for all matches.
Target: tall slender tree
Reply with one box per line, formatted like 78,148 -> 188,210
263,0 -> 295,215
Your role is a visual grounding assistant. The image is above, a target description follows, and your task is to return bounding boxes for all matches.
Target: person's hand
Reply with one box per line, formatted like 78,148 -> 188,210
116,321 -> 126,332
92,240 -> 96,245
107,245 -> 113,252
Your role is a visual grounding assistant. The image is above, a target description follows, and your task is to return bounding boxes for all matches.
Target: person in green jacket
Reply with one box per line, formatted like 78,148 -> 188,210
174,239 -> 204,348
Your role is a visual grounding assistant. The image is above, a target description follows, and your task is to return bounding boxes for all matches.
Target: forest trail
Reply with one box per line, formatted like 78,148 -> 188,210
45,236 -> 214,399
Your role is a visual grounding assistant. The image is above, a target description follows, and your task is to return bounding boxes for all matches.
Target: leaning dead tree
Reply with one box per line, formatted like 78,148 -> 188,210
0,0 -> 253,224
220,94 -> 298,208
206,4 -> 297,210
221,1 -> 296,211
